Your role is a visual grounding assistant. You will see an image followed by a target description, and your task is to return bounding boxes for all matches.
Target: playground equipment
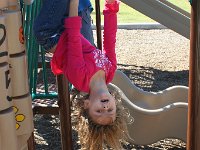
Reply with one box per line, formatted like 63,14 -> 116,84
120,0 -> 190,39
1,0 -> 198,149
112,70 -> 188,145
20,0 -> 191,149
187,0 -> 200,149
23,0 -> 34,5
0,0 -> 34,150
20,0 -> 73,149
118,1 -> 200,148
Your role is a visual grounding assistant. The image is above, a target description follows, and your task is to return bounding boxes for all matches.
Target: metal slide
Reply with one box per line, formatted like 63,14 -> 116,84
120,0 -> 190,39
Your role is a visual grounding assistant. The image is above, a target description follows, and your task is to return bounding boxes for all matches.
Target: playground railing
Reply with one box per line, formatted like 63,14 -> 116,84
20,0 -> 58,100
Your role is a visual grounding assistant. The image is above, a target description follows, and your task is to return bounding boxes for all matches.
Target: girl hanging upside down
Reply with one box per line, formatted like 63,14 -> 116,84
35,0 -> 133,149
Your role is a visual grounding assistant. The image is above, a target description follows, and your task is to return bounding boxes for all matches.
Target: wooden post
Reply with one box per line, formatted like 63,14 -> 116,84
27,132 -> 35,150
56,75 -> 72,150
187,0 -> 200,149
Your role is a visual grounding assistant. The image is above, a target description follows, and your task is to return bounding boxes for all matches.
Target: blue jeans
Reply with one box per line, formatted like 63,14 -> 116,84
33,0 -> 94,51
79,8 -> 94,46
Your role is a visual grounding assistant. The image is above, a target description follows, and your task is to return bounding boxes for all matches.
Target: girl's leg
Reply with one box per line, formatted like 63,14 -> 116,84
33,0 -> 70,51
79,8 -> 95,46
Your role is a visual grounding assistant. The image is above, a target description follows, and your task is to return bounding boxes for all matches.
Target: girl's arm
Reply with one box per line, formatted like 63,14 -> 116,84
65,0 -> 85,70
63,0 -> 96,91
103,0 -> 119,66
69,0 -> 79,17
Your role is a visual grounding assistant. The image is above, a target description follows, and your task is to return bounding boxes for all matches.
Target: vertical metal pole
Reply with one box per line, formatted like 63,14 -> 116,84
95,0 -> 102,50
187,0 -> 200,149
56,75 -> 72,150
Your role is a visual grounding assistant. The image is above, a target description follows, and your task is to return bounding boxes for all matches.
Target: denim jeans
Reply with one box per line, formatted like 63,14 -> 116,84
33,0 -> 94,51
79,8 -> 94,46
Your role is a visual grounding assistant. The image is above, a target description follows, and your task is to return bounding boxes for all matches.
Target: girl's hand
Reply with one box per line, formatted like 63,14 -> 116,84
104,0 -> 119,13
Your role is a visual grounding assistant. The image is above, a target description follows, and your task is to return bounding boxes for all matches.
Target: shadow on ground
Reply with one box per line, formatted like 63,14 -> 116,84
118,63 -> 189,92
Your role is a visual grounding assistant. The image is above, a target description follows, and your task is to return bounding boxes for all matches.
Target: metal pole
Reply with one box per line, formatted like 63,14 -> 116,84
187,0 -> 200,149
95,0 -> 102,50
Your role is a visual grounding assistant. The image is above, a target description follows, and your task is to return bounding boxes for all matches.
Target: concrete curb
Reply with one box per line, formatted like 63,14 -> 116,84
92,23 -> 167,30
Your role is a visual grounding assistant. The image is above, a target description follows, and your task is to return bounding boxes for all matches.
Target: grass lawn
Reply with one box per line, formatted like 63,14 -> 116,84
91,0 -> 191,23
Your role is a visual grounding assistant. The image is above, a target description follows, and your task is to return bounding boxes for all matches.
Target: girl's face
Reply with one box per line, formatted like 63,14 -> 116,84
84,92 -> 116,125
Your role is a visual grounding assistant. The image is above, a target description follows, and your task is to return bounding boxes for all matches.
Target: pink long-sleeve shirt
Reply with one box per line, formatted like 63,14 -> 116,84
51,1 -> 119,93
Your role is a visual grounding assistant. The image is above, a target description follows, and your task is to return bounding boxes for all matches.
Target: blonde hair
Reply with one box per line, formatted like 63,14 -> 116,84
71,84 -> 133,150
